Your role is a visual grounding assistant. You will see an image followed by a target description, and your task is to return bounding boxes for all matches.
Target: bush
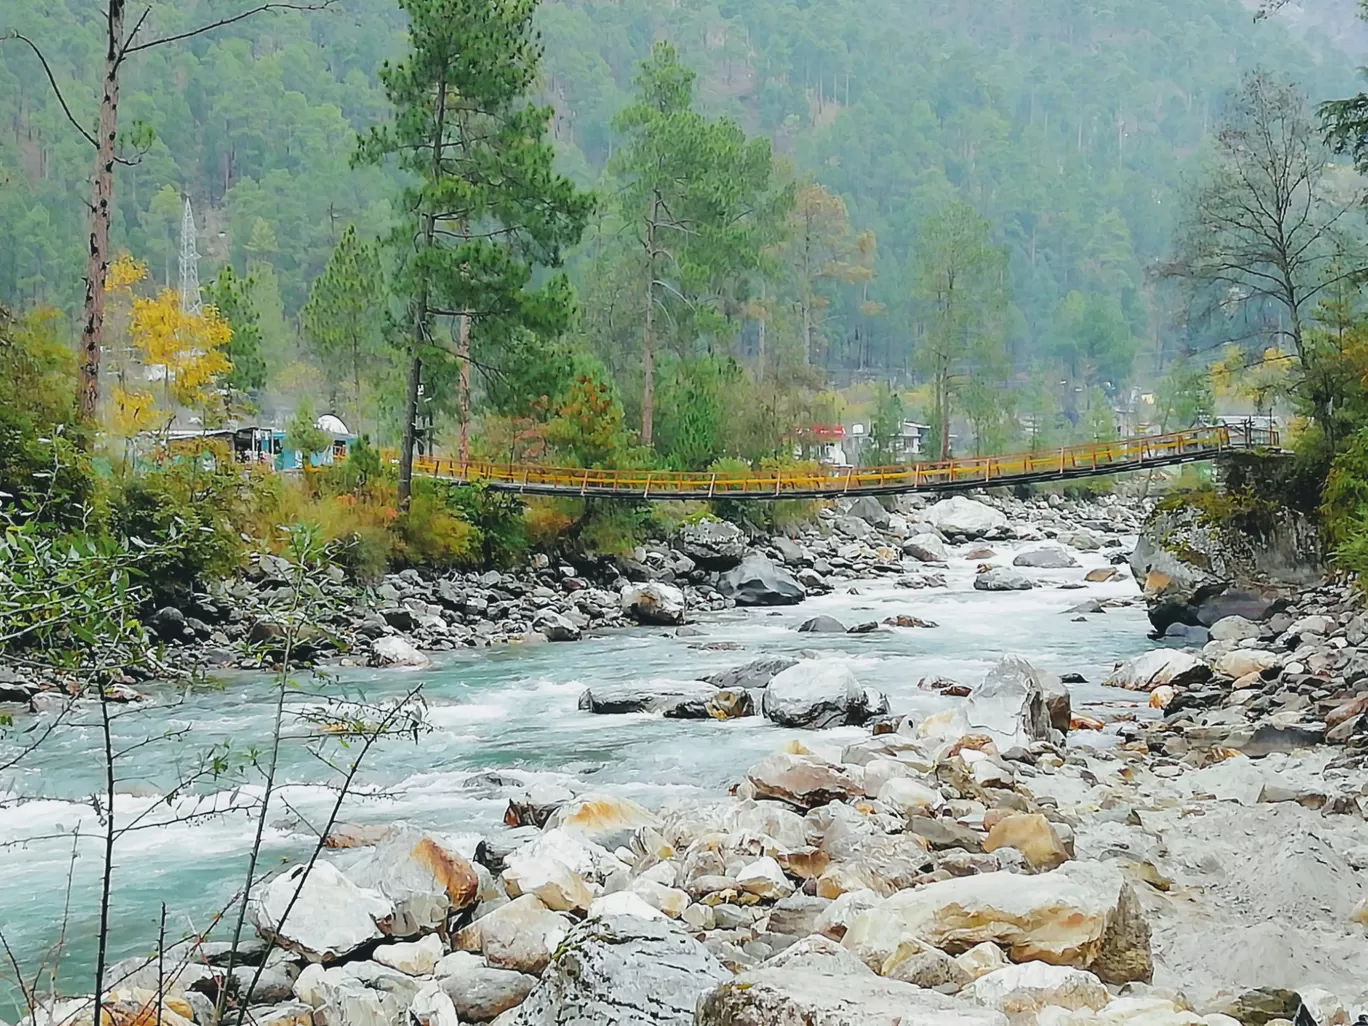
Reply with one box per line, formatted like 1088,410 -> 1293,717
394,491 -> 480,569
576,501 -> 653,556
105,445 -> 247,605
445,482 -> 528,568
1323,427 -> 1368,554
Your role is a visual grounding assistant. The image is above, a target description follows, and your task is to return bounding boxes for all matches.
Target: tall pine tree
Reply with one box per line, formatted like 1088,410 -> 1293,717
358,0 -> 592,505
300,225 -> 386,420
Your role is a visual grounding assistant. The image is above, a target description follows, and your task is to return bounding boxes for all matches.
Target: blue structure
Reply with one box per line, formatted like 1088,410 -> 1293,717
233,415 -> 355,471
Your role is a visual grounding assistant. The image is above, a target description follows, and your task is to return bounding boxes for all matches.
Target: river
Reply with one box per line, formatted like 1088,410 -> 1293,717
0,537 -> 1159,1013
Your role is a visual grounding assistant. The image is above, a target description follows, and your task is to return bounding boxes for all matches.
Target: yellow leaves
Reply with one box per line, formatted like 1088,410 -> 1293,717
106,254 -> 148,292
127,289 -> 233,410
111,386 -> 156,436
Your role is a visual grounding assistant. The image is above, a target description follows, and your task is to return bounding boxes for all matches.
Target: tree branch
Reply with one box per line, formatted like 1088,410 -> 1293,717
2,33 -> 97,148
122,0 -> 337,58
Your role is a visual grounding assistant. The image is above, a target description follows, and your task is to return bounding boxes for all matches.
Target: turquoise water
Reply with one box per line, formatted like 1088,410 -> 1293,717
0,539 -> 1157,1013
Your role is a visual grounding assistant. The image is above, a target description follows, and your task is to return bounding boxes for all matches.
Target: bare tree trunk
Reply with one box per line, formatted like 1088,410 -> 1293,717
457,312 -> 471,463
79,0 -> 126,424
641,198 -> 658,447
93,687 -> 117,1026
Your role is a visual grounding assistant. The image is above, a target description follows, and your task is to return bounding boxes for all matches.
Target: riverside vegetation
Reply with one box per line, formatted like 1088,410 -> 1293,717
11,0 -> 1368,1025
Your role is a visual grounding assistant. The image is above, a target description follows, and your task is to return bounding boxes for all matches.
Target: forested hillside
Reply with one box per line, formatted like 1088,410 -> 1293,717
0,0 -> 1353,438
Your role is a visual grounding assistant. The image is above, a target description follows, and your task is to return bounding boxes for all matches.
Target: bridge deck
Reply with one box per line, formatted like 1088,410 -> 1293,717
411,425 -> 1279,500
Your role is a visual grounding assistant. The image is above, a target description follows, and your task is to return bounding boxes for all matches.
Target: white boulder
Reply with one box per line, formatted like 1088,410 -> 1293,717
250,862 -> 394,963
925,496 -> 1009,539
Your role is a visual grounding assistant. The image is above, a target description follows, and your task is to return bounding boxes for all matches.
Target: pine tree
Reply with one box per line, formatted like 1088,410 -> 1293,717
300,226 -> 386,417
358,0 -> 593,506
204,267 -> 267,398
609,41 -> 787,446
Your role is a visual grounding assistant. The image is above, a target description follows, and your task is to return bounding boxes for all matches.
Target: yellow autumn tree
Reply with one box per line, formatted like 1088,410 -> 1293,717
104,252 -> 234,446
1209,343 -> 1290,416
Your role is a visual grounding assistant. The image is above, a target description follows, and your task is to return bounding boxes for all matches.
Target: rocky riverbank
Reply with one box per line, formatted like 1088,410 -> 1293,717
10,488 -> 1368,1026
2,489 -> 1141,704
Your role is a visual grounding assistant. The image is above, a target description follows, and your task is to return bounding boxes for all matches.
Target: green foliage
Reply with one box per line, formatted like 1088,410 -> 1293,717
543,373 -> 635,467
445,482 -> 528,568
1156,361 -> 1215,431
0,306 -> 92,531
576,502 -> 654,556
1322,428 -> 1368,552
105,449 -> 247,605
863,383 -> 904,465
285,401 -> 330,462
300,225 -> 387,414
394,488 -> 480,569
203,266 -> 268,397
913,201 -> 1009,459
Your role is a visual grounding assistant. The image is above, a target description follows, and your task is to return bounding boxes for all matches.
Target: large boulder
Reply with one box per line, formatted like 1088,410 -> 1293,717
924,497 -> 1009,539
674,519 -> 748,569
961,962 -> 1111,1017
702,657 -> 798,690
436,956 -> 536,1023
845,495 -> 892,529
798,615 -> 848,634
696,968 -> 1009,1026
1013,545 -> 1080,569
454,895 -> 572,976
544,794 -> 658,850
962,656 -> 1056,750
577,681 -> 741,717
718,553 -> 807,606
746,753 -> 865,810
1127,496 -> 1320,634
370,636 -> 431,669
345,831 -> 480,937
1104,650 -> 1212,692
762,661 -> 880,728
294,961 -> 422,1026
620,583 -> 687,625
250,862 -> 394,963
973,568 -> 1034,592
842,861 -> 1152,985
514,915 -> 729,1026
904,533 -> 950,563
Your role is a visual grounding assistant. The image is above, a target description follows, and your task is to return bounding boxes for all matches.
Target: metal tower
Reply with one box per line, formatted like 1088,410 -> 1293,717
179,196 -> 202,314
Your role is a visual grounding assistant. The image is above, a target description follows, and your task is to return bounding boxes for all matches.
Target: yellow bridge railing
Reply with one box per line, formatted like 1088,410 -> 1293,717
404,423 -> 1277,500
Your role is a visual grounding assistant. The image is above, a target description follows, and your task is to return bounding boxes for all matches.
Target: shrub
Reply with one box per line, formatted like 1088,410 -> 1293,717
394,491 -> 480,568
445,482 -> 527,568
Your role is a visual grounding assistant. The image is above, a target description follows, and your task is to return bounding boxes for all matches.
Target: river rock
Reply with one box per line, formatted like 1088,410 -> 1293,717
718,553 -> 807,606
577,681 -> 721,716
249,862 -> 394,963
982,813 -> 1069,870
294,961 -> 422,1026
674,519 -> 748,569
835,514 -> 878,540
961,962 -> 1111,1016
437,961 -> 536,1022
373,934 -> 443,976
696,967 -> 1010,1026
458,895 -> 572,975
703,657 -> 798,690
798,615 -> 848,633
841,861 -> 1151,984
925,497 -> 1010,539
876,777 -> 944,817
1127,500 -> 1319,634
737,856 -> 795,899
1216,649 -> 1281,679
514,915 -> 729,1026
762,661 -> 879,728
370,636 -> 432,669
1013,545 -> 1080,569
502,853 -> 594,912
844,495 -> 892,528
759,935 -> 876,976
533,610 -> 581,642
962,656 -> 1055,749
974,568 -> 1034,592
1104,650 -> 1212,692
771,536 -> 807,566
746,753 -> 864,810
1209,615 -> 1262,642
588,891 -> 668,921
346,831 -> 480,936
410,983 -> 460,1026
904,533 -> 950,563
545,794 -> 658,850
620,583 -> 686,625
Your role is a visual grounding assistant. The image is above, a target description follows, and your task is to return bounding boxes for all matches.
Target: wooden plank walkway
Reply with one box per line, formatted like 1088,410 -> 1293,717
410,424 -> 1280,501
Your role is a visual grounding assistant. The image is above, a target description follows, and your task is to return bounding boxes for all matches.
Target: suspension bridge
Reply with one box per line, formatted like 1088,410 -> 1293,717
407,423 -> 1281,501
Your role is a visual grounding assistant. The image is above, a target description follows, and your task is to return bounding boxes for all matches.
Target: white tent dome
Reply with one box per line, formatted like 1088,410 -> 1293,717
314,414 -> 349,435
